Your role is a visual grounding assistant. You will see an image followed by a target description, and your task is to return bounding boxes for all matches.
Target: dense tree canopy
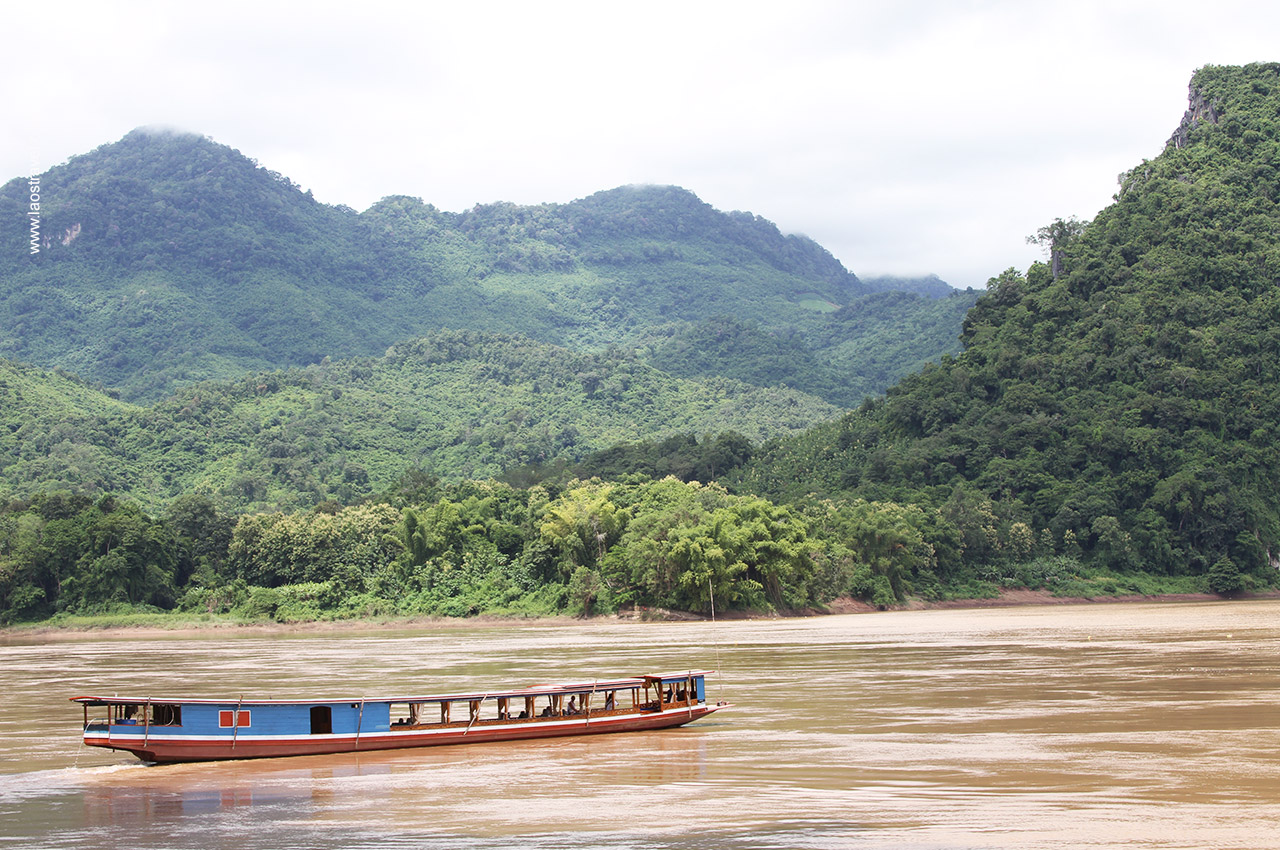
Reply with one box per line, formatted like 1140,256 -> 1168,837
0,331 -> 842,512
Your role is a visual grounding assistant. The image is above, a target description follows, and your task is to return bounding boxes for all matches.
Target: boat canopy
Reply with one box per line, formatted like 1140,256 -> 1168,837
70,671 -> 714,708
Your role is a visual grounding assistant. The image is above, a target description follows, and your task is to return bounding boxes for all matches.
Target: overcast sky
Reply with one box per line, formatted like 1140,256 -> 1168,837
6,0 -> 1279,289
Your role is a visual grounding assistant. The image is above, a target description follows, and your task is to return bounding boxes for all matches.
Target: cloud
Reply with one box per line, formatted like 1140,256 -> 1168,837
5,0 -> 1280,288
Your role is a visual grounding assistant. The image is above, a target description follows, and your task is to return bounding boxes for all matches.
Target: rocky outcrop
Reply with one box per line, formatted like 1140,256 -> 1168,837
1169,82 -> 1222,150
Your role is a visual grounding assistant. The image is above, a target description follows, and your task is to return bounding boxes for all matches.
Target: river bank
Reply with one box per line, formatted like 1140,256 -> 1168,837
6,588 -> 1273,642
821,587 -> 1280,615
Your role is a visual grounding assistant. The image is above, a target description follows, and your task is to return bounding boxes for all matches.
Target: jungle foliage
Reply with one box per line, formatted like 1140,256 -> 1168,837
6,475 -> 1168,625
0,331 -> 841,512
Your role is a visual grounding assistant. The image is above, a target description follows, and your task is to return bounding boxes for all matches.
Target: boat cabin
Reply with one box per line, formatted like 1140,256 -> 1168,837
72,671 -> 720,763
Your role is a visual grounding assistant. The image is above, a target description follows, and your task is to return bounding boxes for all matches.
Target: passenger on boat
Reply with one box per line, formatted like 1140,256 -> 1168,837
567,696 -> 578,715
604,692 -> 616,710
540,705 -> 554,717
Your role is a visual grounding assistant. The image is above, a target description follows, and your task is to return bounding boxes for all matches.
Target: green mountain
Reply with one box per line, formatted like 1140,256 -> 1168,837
643,290 -> 977,408
860,274 -> 957,299
0,330 -> 841,512
0,129 -> 977,404
732,63 -> 1280,585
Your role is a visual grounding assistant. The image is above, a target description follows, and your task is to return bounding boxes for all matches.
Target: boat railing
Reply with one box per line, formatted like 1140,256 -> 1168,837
390,705 -> 638,730
386,688 -> 703,731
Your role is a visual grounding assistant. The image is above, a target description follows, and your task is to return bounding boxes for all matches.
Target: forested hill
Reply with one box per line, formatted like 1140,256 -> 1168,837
732,63 -> 1280,586
0,129 -> 977,403
0,330 -> 841,512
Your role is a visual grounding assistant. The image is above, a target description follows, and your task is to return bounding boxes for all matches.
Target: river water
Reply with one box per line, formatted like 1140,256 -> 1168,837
3,600 -> 1280,849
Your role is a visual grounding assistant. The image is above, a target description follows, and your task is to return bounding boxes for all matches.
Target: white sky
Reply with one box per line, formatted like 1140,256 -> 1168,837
5,0 -> 1280,289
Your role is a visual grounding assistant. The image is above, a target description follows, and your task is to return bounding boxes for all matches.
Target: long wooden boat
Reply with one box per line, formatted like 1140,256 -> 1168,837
72,671 -> 727,764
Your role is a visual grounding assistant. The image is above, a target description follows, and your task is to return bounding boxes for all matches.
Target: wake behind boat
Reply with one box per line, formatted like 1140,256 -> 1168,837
72,670 -> 727,764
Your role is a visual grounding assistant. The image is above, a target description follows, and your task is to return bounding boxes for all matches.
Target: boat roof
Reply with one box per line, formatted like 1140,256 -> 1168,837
70,671 -> 714,706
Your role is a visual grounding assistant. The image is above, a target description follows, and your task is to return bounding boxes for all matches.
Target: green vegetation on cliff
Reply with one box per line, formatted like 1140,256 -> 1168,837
732,63 -> 1280,594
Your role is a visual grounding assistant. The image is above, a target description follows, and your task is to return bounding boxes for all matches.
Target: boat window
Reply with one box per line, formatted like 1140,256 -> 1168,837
107,702 -> 183,726
389,702 -> 425,727
310,706 -> 332,734
112,703 -> 145,724
152,704 -> 182,726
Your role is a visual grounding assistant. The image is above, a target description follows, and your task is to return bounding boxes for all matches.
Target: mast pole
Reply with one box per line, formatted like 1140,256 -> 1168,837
355,699 -> 365,750
231,696 -> 243,750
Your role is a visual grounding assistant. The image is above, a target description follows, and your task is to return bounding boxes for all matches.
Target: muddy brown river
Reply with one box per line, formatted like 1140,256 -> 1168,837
3,600 -> 1280,849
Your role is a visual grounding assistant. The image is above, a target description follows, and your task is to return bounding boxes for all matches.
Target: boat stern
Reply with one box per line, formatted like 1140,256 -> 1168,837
81,719 -> 112,748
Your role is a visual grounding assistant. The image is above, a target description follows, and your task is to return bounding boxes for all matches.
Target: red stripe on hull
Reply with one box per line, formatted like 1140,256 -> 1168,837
89,705 -> 725,764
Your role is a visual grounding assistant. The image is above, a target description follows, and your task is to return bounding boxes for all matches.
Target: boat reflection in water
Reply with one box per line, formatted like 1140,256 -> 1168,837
69,730 -> 715,846
72,671 -> 726,763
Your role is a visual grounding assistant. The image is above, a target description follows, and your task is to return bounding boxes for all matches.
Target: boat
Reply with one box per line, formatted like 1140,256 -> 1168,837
71,670 -> 727,763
